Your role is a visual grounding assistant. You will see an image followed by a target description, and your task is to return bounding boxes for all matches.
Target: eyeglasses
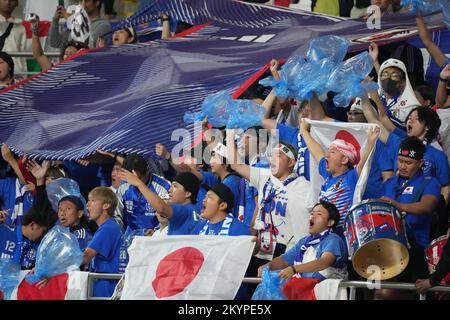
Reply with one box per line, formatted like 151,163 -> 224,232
347,111 -> 364,116
380,71 -> 402,81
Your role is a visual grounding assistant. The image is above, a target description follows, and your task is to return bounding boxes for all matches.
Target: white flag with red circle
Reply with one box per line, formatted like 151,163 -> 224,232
120,235 -> 255,300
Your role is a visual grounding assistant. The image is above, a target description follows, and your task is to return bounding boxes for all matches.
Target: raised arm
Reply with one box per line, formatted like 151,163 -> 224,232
368,42 -> 381,75
299,118 -> 325,163
31,16 -> 52,70
161,14 -> 171,39
416,16 -> 447,67
356,126 -> 380,177
437,65 -> 450,108
1,144 -> 25,184
226,129 -> 251,180
117,168 -> 174,219
361,94 -> 390,144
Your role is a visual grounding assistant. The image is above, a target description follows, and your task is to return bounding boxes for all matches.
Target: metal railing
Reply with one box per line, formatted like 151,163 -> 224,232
8,52 -> 60,58
86,273 -> 450,301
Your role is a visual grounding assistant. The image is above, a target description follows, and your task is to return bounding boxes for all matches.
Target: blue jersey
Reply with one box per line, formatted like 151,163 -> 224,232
191,217 -> 251,236
282,232 -> 347,281
88,218 -> 122,297
240,178 -> 258,227
0,224 -> 39,269
363,140 -> 394,200
0,177 -> 34,226
72,227 -> 93,252
116,174 -> 170,231
222,174 -> 241,218
381,173 -> 441,247
319,157 -> 358,229
386,133 -> 450,186
277,124 -> 310,181
169,203 -> 201,235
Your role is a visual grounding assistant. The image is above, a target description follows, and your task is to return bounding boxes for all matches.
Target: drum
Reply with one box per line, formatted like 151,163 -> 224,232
344,199 -> 409,280
425,235 -> 450,285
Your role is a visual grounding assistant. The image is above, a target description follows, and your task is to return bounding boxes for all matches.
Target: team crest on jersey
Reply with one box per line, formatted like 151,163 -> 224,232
26,249 -> 36,262
125,200 -> 134,212
403,186 -> 414,194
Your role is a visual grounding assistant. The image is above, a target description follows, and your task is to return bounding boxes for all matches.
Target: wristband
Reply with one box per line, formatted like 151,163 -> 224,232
291,265 -> 296,274
161,18 -> 170,22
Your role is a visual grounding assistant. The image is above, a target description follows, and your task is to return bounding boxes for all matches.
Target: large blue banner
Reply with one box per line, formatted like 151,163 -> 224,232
0,0 -> 445,160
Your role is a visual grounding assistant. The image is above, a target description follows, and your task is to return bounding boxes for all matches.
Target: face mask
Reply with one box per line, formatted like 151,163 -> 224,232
381,78 -> 401,96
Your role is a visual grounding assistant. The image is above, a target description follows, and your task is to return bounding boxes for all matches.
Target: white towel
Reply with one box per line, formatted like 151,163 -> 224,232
314,279 -> 347,300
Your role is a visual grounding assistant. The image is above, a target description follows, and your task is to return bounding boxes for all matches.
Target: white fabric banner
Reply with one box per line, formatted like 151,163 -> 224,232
307,119 -> 377,206
121,235 -> 255,300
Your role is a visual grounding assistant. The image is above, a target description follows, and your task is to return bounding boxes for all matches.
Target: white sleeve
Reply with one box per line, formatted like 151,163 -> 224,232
114,184 -> 127,228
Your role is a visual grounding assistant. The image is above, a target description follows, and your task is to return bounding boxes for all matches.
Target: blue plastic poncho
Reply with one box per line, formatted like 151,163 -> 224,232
46,177 -> 87,214
0,259 -> 20,300
328,51 -> 379,108
25,224 -> 83,284
251,267 -> 287,300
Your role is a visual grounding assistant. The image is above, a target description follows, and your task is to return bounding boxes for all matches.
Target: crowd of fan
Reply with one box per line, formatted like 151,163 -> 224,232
1,0 -> 450,300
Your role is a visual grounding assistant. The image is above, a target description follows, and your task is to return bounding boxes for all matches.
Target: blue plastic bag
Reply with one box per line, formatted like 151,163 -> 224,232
201,90 -> 235,128
283,36 -> 350,101
251,267 -> 287,300
226,99 -> 265,130
119,228 -> 145,273
327,51 -> 378,107
46,178 -> 86,214
293,57 -> 337,101
306,35 -> 350,65
25,224 -> 83,284
259,55 -> 306,100
401,0 -> 443,15
0,259 -> 20,300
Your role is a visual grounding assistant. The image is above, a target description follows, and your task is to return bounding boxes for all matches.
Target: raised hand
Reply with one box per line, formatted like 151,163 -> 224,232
155,143 -> 169,159
26,160 -> 50,180
440,64 -> 450,80
368,42 -> 379,63
1,143 -> 15,163
270,59 -> 281,80
367,125 -> 381,143
117,168 -> 143,187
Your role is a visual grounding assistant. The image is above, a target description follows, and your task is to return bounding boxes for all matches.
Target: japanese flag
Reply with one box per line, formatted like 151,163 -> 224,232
120,235 -> 255,300
9,271 -> 89,300
307,119 -> 378,206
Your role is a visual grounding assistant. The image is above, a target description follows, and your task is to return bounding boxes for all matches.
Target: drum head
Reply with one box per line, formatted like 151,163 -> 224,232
352,239 -> 409,280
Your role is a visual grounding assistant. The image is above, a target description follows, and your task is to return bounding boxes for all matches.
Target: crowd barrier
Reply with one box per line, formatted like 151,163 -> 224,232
86,273 -> 450,301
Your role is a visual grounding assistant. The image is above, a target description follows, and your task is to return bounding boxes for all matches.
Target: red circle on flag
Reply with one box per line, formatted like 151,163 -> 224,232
152,247 -> 204,298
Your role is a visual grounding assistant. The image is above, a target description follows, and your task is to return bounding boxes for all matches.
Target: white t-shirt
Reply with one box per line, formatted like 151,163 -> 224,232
250,167 -> 315,259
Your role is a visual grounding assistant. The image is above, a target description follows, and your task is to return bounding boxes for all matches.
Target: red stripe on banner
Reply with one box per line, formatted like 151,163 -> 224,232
283,277 -> 321,300
231,59 -> 286,99
22,21 -> 51,39
17,272 -> 69,300
170,22 -> 213,39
